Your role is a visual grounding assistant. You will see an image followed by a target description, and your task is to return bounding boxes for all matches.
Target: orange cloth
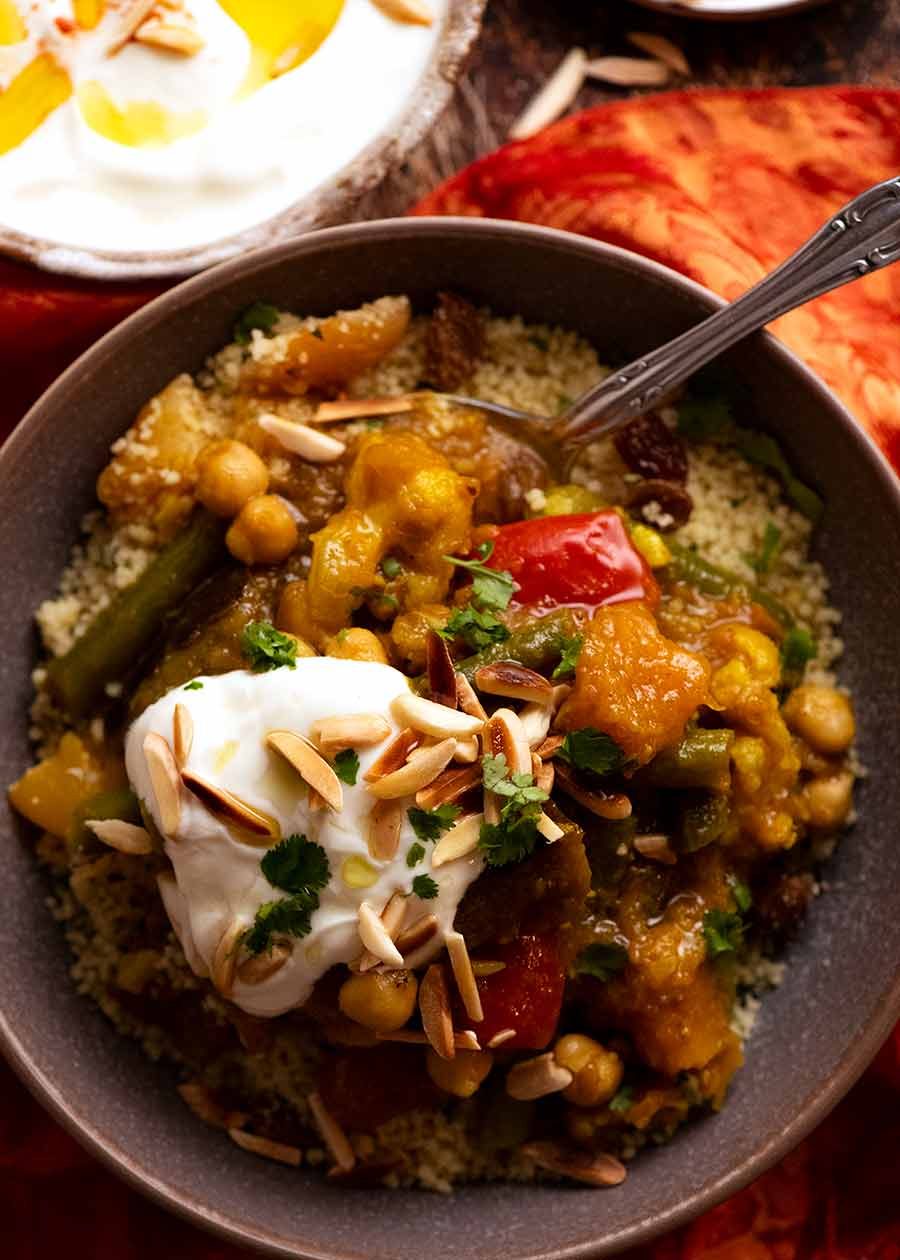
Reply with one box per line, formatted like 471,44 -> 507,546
1,85 -> 899,1260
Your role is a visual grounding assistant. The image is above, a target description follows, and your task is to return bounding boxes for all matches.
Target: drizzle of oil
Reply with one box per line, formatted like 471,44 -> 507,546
77,80 -> 207,147
217,0 -> 344,92
214,739 -> 240,773
0,0 -> 25,45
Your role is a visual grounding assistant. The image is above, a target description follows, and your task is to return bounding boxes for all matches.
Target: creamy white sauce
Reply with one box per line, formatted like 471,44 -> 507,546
126,658 -> 483,1018
0,0 -> 443,258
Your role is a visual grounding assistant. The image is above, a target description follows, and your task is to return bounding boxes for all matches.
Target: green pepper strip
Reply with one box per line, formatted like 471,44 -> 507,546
455,608 -> 578,684
639,729 -> 734,793
46,510 -> 226,720
677,792 -> 731,853
666,542 -> 793,630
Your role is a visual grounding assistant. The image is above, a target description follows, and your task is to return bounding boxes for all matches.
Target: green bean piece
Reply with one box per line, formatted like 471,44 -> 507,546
640,729 -> 734,792
677,792 -> 731,852
455,608 -> 578,684
67,787 -> 142,864
46,511 -> 226,720
665,542 -> 793,630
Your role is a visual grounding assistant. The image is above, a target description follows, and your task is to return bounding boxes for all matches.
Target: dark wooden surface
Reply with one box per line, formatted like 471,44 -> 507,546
357,0 -> 900,219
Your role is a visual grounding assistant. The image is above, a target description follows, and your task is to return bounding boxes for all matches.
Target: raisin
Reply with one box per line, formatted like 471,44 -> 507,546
625,479 -> 693,530
425,291 -> 484,390
614,412 -> 688,483
755,871 -> 815,943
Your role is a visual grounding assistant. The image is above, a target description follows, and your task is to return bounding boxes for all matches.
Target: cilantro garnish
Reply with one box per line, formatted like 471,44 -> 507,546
333,749 -> 360,786
381,555 -> 403,580
478,817 -> 541,868
744,521 -> 782,576
552,634 -> 583,680
233,300 -> 280,345
729,877 -> 753,914
609,1085 -> 634,1115
246,834 -> 331,955
477,755 -> 548,868
241,621 -> 298,672
443,540 -> 517,613
703,909 -> 744,958
780,627 -> 817,678
412,873 -> 439,900
408,803 -> 461,843
184,680 -> 203,691
574,942 -> 628,982
439,606 -> 510,651
406,842 -> 426,868
557,728 -> 625,777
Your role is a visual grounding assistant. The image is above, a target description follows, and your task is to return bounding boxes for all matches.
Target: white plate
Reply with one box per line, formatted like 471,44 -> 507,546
629,0 -> 830,19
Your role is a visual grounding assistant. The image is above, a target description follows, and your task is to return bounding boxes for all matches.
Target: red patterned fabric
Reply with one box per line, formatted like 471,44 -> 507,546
2,85 -> 900,1260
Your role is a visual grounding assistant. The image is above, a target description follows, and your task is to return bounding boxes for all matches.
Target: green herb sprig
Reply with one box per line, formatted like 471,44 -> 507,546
245,834 -> 330,955
574,942 -> 628,982
557,728 -> 625,777
233,300 -> 280,345
408,803 -> 461,843
241,621 -> 298,672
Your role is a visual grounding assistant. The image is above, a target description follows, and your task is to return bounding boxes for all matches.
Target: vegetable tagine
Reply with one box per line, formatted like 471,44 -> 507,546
9,291 -> 857,1189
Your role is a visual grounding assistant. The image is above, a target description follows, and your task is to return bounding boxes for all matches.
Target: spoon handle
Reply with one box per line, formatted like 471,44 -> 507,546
554,175 -> 900,450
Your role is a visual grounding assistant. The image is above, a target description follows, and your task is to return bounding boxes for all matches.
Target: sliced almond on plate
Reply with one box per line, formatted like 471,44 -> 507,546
237,943 -> 292,985
367,737 -> 456,800
391,691 -> 483,740
364,727 -> 420,781
369,0 -> 433,26
308,1091 -> 355,1173
585,55 -> 670,87
432,813 -> 483,868
358,901 -> 404,968
520,1141 -> 627,1188
626,31 -> 690,76
143,732 -> 181,836
258,413 -> 346,463
484,708 -> 532,776
474,662 -> 554,705
455,672 -> 488,721
85,818 -> 154,855
426,630 -> 459,710
506,1053 -> 573,1101
266,730 -> 343,812
634,833 -> 677,865
173,702 -> 193,769
395,912 -> 439,957
536,812 -> 564,842
419,963 -> 455,1060
554,763 -> 632,821
228,1128 -> 301,1167
368,797 -> 405,861
182,769 -> 278,838
309,713 -> 391,755
313,395 -> 417,423
445,930 -> 483,1023
509,47 -> 587,142
415,763 -> 482,810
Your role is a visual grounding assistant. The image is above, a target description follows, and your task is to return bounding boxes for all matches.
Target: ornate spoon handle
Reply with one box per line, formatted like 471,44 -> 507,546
554,175 -> 900,450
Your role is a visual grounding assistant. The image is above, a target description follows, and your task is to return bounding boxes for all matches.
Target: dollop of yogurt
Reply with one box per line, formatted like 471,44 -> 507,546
126,657 -> 483,1018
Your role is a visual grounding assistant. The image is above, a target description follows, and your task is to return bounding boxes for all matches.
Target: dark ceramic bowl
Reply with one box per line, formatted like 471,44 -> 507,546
1,219 -> 899,1260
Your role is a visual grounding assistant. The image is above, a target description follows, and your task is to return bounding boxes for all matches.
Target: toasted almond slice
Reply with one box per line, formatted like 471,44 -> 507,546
173,703 -> 193,769
519,702 -> 553,750
446,930 -> 483,1023
415,763 -> 481,810
455,672 -> 488,721
432,813 -> 483,868
392,691 -> 483,740
309,713 -> 391,755
520,1141 -> 627,1188
358,901 -> 404,968
258,412 -> 346,463
419,963 -> 455,1061
368,798 -> 404,861
237,943 -> 291,985
369,0 -> 433,25
85,818 -> 153,855
135,17 -> 205,55
356,890 -> 408,971
626,31 -> 690,75
506,1053 -> 573,1101
427,630 -> 458,710
143,732 -> 181,835
395,912 -> 439,957
313,395 -> 417,423
585,55 -> 670,87
555,764 -> 632,820
228,1128 -> 301,1167
537,812 -> 564,843
472,960 -> 506,977
509,47 -> 587,141
487,1028 -> 516,1048
474,662 -> 554,705
535,733 -> 565,760
376,1029 -> 480,1051
308,1091 -> 355,1173
485,708 -> 532,776
211,921 -> 244,997
364,727 -> 419,781
106,0 -> 156,54
179,1082 -> 246,1131
266,730 -> 343,812
182,769 -> 278,838
367,737 -> 456,799
634,833 -> 677,865
453,736 -> 480,764
532,753 -> 555,795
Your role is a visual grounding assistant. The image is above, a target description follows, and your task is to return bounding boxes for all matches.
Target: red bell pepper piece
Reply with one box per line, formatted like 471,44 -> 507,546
459,934 -> 566,1052
485,511 -> 658,612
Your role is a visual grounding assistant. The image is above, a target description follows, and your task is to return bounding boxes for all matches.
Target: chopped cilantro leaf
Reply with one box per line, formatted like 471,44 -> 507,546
558,728 -> 625,777
478,756 -> 548,867
381,555 -> 403,580
609,1085 -> 634,1115
406,842 -> 426,868
412,873 -> 439,900
478,817 -> 540,868
439,606 -> 510,651
233,300 -> 280,345
781,627 -> 817,678
703,909 -> 744,958
241,621 -> 298,672
729,877 -> 753,914
408,803 -> 461,843
574,942 -> 628,982
333,749 -> 360,786
261,834 -> 330,897
244,894 -> 314,955
443,541 -> 517,613
552,634 -> 583,680
184,680 -> 203,691
744,521 -> 782,575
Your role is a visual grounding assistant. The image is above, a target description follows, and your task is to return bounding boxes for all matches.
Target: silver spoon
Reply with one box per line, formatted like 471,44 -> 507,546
441,175 -> 900,467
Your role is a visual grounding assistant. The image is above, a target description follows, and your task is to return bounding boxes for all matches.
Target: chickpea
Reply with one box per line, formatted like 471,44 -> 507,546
426,1048 -> 494,1099
283,632 -> 317,660
326,627 -> 389,665
783,684 -> 855,756
338,969 -> 418,1033
226,494 -> 299,566
803,768 -> 854,829
553,1034 -> 623,1108
195,440 -> 269,518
